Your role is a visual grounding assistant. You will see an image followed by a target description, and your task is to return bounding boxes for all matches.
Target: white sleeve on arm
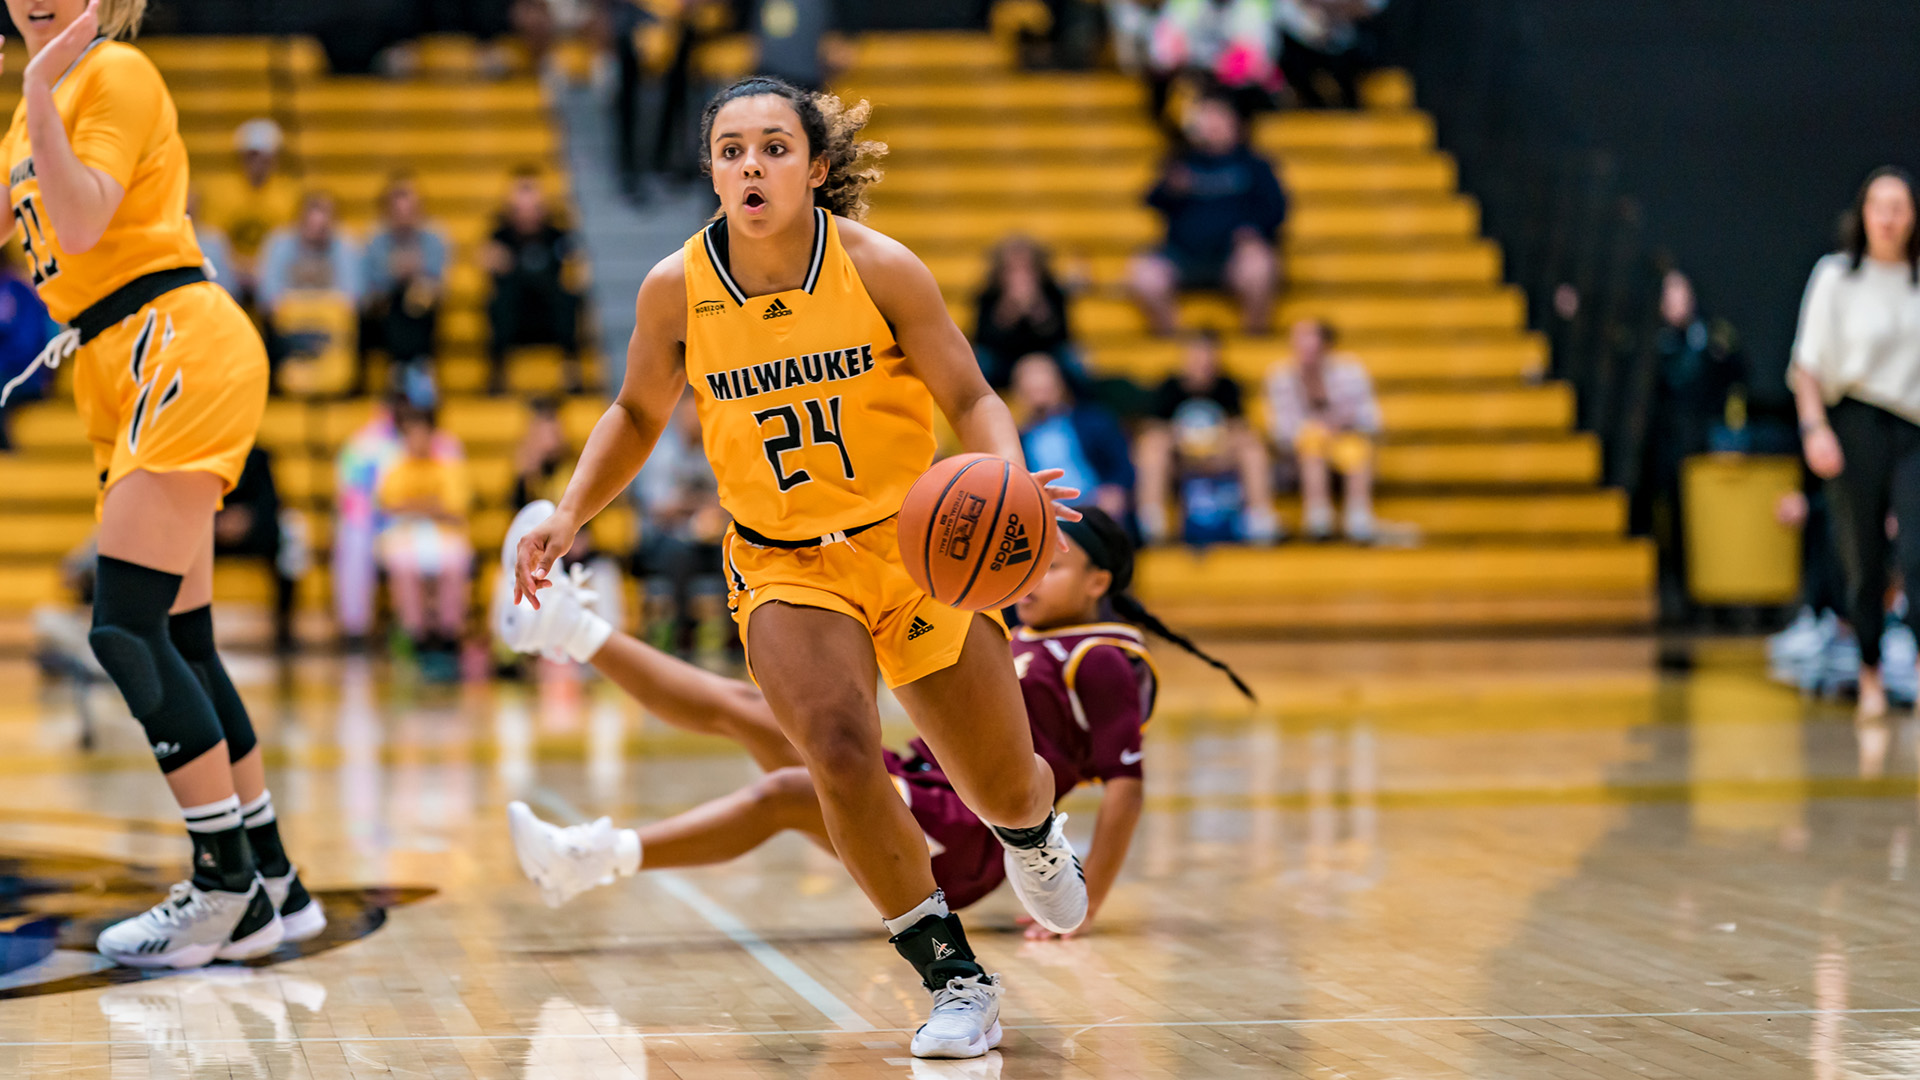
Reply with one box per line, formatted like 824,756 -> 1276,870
1789,256 -> 1842,395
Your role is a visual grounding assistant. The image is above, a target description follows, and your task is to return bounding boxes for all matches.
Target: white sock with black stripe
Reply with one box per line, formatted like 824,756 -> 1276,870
183,796 -> 243,834
239,790 -> 292,878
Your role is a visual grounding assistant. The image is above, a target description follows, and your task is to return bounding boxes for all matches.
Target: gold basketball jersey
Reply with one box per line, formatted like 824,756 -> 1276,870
682,208 -> 937,541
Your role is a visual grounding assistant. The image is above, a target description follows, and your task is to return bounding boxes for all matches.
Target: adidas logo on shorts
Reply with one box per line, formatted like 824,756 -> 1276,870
988,515 -> 1033,572
762,298 -> 793,320
907,616 -> 935,641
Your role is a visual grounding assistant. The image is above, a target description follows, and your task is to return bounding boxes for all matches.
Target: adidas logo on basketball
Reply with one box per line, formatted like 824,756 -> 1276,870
907,616 -> 935,641
762,298 -> 793,320
988,514 -> 1033,572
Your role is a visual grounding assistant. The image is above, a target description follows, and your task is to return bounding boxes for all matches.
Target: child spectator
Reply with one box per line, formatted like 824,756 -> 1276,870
1128,93 -> 1287,336
358,171 -> 449,395
1013,352 -> 1135,524
484,167 -> 585,395
1135,329 -> 1279,545
972,236 -> 1078,390
197,119 -> 301,308
377,405 -> 473,680
631,396 -> 728,658
1266,319 -> 1380,541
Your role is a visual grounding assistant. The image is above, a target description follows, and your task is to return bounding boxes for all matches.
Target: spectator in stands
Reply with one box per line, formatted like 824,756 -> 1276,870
358,172 -> 450,396
1791,166 -> 1920,720
0,248 -> 56,451
1135,329 -> 1279,546
1267,318 -> 1380,541
1012,352 -> 1135,523
214,448 -> 304,653
631,395 -> 729,658
1635,270 -> 1747,620
484,167 -> 586,395
513,396 -> 574,509
186,189 -> 236,296
377,404 -> 474,681
259,191 -> 363,311
198,119 -> 301,309
1129,93 -> 1286,336
753,0 -> 837,90
1276,0 -> 1388,109
972,236 -> 1079,390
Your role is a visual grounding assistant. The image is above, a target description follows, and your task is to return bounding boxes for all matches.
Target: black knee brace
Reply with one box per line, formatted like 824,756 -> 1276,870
89,557 -> 224,773
168,605 -> 258,761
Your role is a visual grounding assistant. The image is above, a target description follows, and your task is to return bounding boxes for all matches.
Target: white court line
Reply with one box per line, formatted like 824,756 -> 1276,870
529,786 -> 876,1033
12,1006 -> 1920,1048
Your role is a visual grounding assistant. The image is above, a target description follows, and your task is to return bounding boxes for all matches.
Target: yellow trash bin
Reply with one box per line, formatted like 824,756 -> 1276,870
1682,454 -> 1802,604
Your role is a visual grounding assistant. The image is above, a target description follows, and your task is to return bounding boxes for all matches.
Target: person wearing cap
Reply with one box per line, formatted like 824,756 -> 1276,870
196,118 -> 301,308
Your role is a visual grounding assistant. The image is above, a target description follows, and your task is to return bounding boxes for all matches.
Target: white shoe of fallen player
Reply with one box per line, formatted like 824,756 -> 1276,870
507,801 -> 639,908
1000,813 -> 1087,934
910,973 -> 1003,1059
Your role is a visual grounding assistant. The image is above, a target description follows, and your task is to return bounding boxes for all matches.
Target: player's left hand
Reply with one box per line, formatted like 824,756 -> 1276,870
1031,467 -> 1082,551
23,0 -> 101,90
1019,914 -> 1088,941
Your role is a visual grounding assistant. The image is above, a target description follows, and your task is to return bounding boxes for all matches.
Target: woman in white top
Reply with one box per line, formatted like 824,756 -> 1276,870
1791,167 -> 1920,718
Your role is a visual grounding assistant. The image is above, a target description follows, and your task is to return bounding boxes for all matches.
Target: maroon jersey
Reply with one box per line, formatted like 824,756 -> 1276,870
903,622 -> 1158,801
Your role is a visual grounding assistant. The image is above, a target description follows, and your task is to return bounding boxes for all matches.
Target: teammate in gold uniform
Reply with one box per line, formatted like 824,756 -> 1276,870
512,77 -> 1087,1059
0,0 -> 321,967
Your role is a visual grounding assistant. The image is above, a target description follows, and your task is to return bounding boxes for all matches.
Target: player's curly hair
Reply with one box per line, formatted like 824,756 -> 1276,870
698,76 -> 887,221
100,0 -> 148,39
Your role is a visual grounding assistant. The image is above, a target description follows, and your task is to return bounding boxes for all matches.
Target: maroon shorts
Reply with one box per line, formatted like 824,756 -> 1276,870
884,750 -> 1006,910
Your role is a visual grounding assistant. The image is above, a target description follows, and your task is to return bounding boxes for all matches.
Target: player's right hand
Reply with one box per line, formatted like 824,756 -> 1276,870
514,510 -> 579,609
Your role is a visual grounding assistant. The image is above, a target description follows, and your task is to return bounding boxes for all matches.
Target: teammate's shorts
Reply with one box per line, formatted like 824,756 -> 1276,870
723,518 -> 1007,688
73,281 -> 268,517
884,749 -> 1006,910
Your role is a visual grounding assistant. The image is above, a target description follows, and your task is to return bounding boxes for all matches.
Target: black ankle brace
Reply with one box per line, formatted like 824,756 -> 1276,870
991,810 -> 1055,850
889,912 -> 986,991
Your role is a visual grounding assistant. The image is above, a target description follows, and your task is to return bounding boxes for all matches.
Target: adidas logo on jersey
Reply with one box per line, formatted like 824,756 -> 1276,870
694,299 -> 727,318
988,514 -> 1033,571
907,616 -> 936,641
762,298 -> 793,320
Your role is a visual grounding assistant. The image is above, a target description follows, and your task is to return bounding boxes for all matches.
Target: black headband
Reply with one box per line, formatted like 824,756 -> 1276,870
1059,518 -> 1117,576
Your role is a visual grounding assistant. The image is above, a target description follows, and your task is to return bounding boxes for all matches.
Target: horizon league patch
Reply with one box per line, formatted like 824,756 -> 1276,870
0,845 -> 431,998
694,299 -> 727,318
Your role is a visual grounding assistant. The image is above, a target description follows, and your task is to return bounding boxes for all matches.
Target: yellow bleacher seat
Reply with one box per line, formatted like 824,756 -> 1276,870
272,290 -> 359,397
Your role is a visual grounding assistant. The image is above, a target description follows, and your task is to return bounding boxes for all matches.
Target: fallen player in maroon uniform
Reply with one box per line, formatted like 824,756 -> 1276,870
497,505 -> 1252,936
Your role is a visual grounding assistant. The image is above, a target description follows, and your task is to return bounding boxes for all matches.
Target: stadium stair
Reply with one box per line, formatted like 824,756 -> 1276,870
839,33 -> 1653,632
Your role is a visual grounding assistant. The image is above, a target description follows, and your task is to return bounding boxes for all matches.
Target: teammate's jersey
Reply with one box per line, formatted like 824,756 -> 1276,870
681,208 -> 937,540
905,621 -> 1158,801
0,40 -> 203,324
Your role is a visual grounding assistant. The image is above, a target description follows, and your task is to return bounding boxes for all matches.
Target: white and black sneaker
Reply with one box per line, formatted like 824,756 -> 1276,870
507,801 -> 639,907
97,877 -> 284,969
910,973 -> 1004,1059
999,812 -> 1087,934
263,867 -> 327,944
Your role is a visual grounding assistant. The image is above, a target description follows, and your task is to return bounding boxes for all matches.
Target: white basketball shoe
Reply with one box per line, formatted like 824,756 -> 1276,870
910,972 -> 1004,1059
96,877 -> 284,969
507,801 -> 640,908
999,812 -> 1087,934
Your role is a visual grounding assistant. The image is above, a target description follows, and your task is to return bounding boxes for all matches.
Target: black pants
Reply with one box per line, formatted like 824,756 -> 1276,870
1279,32 -> 1367,108
1825,397 -> 1920,665
356,282 -> 440,394
488,273 -> 580,393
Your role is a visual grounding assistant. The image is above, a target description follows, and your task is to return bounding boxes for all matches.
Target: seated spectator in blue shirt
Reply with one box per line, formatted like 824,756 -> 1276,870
1127,93 -> 1287,336
1012,352 -> 1135,525
259,190 -> 362,312
357,172 -> 450,395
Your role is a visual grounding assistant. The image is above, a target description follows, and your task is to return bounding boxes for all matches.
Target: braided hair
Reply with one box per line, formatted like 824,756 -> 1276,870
698,76 -> 888,221
1060,509 -> 1255,701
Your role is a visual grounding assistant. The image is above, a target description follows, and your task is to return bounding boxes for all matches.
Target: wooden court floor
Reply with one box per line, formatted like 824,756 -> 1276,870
1,634 -> 1918,1078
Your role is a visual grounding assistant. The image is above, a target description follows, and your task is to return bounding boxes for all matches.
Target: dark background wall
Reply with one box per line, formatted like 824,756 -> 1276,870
1395,0 -> 1920,406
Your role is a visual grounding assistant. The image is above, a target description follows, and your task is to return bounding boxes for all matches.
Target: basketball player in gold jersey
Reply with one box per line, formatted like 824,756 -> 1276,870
512,77 -> 1085,1058
0,0 -> 321,966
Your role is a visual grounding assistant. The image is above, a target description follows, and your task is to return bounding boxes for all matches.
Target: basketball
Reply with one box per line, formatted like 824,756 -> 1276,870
898,453 -> 1057,610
